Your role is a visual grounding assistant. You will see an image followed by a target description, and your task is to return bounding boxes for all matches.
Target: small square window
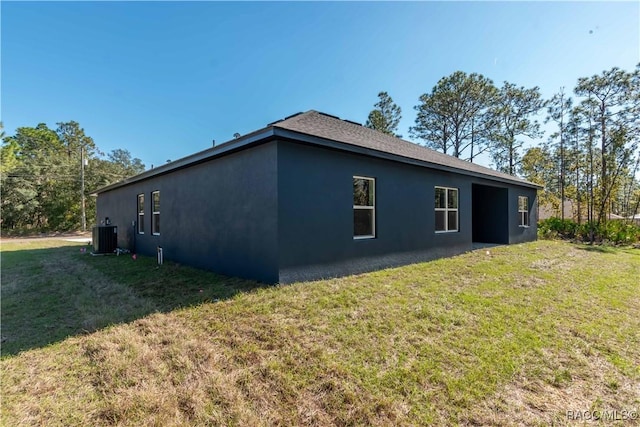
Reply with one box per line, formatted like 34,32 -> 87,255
354,209 -> 374,237
447,189 -> 458,209
435,187 -> 446,209
448,210 -> 458,231
353,177 -> 374,207
435,211 -> 446,232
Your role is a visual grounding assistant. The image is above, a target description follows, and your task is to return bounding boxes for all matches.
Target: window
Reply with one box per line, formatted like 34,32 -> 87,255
435,186 -> 458,232
353,176 -> 375,239
137,194 -> 145,234
518,196 -> 529,227
152,191 -> 160,235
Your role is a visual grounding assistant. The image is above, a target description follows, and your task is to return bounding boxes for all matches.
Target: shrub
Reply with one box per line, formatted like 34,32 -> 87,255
538,218 -> 578,240
602,220 -> 640,244
538,218 -> 640,245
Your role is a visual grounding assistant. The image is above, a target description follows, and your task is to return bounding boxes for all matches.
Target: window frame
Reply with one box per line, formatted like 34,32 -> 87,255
518,196 -> 529,227
137,193 -> 145,234
353,176 -> 376,240
435,186 -> 459,233
151,190 -> 160,236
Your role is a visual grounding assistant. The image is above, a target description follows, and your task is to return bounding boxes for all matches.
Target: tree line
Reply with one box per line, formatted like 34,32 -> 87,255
1,121 -> 144,233
2,65 -> 637,234
365,64 -> 640,229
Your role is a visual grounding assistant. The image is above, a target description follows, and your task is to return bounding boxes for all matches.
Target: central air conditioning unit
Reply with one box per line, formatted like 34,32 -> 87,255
93,225 -> 118,254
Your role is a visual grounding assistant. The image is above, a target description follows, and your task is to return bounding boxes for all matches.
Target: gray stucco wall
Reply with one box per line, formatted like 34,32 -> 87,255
276,140 -> 537,283
508,186 -> 538,244
96,138 -> 537,284
96,142 -> 279,283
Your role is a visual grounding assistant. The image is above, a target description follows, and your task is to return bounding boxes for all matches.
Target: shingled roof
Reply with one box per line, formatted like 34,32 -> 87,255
272,110 -> 540,188
94,109 -> 539,194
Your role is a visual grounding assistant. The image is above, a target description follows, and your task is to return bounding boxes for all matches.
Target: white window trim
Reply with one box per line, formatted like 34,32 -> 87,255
152,191 -> 160,236
353,175 -> 376,240
435,186 -> 459,233
518,196 -> 529,228
137,194 -> 145,234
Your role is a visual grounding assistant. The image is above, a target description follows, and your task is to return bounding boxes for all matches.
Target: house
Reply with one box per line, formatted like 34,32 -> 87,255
539,199 -> 630,223
538,200 -> 576,221
94,111 -> 540,283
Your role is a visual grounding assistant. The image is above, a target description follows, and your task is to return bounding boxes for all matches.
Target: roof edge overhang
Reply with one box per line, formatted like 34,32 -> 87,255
93,123 -> 541,195
91,127 -> 277,195
272,128 -> 543,189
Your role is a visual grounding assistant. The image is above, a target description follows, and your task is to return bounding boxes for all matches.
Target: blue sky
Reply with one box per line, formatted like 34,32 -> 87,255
2,1 -> 639,169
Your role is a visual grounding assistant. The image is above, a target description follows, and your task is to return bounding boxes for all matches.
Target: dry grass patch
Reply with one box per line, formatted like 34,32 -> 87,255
1,240 -> 639,426
465,349 -> 640,426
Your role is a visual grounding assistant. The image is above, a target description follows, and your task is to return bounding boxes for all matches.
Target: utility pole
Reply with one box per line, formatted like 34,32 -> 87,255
81,146 -> 86,232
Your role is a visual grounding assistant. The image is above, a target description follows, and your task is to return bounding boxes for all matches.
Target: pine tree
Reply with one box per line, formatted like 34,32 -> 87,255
365,92 -> 402,137
410,71 -> 497,161
489,82 -> 544,175
545,88 -> 573,220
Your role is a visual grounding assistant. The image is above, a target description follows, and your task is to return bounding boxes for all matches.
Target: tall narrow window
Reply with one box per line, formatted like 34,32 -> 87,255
435,186 -> 458,232
353,176 -> 375,239
518,196 -> 529,227
137,194 -> 145,234
152,191 -> 160,235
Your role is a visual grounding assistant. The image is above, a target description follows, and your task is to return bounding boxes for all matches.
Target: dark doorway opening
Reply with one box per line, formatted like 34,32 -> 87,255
472,184 -> 509,244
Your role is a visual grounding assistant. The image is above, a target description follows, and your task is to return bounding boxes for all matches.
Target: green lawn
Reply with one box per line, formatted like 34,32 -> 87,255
1,239 -> 639,426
